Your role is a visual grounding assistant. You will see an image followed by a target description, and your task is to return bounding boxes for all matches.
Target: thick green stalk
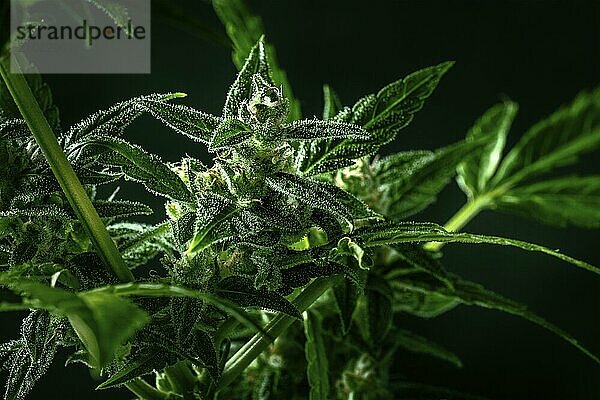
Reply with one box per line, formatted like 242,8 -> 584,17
219,276 -> 340,390
0,55 -> 134,282
214,317 -> 238,347
125,378 -> 167,400
164,361 -> 197,396
424,196 -> 488,252
424,187 -> 511,251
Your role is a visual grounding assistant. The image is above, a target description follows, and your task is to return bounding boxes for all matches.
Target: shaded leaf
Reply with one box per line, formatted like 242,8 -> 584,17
88,283 -> 271,340
187,192 -> 240,254
217,276 -> 301,318
0,311 -> 59,400
267,173 -> 378,232
492,89 -> 600,187
393,244 -> 453,289
373,137 -> 488,218
494,176 -> 600,228
303,310 -> 330,400
395,274 -> 599,364
0,119 -> 29,140
65,93 -> 184,147
0,60 -> 60,133
85,135 -> 194,202
322,84 -> 342,121
96,353 -> 157,389
281,119 -> 370,141
209,118 -> 252,151
457,101 -> 518,198
0,277 -> 149,370
391,286 -> 459,318
84,0 -> 130,28
364,274 -> 393,345
392,328 -> 462,367
332,278 -> 359,335
93,200 -> 152,219
111,222 -> 173,268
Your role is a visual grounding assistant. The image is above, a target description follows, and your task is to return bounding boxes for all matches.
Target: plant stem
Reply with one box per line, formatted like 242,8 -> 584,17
214,317 -> 238,347
164,361 -> 197,396
424,195 -> 490,252
125,378 -> 167,400
219,276 -> 340,390
0,55 -> 134,283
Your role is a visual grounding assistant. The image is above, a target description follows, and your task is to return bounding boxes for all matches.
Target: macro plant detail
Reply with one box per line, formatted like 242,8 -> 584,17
0,1 -> 599,399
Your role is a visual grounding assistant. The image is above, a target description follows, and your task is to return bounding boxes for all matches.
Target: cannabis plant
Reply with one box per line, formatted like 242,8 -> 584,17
0,1 -> 599,399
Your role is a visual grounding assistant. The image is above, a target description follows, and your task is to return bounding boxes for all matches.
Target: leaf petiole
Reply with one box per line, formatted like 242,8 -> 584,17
218,276 -> 341,390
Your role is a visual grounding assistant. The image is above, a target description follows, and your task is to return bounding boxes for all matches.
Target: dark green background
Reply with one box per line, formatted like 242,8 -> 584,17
1,0 -> 599,398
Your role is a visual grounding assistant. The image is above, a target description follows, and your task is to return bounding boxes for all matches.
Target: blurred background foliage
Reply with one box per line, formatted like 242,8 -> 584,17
0,0 -> 599,398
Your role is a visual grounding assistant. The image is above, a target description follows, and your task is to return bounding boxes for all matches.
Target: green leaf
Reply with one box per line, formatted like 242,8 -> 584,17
96,354 -> 157,389
322,84 -> 342,121
335,237 -> 371,270
266,173 -> 378,231
84,0 -> 130,28
360,61 -> 454,133
392,328 -> 462,367
358,222 -> 600,276
373,137 -> 488,218
217,276 -> 301,318
0,311 -> 60,400
71,291 -> 149,370
395,274 -> 600,365
391,286 -> 459,318
332,278 -> 359,335
213,0 -> 301,120
457,101 -> 518,198
364,274 -> 393,345
299,62 -> 453,175
140,100 -> 221,145
494,176 -> 600,228
222,37 -> 271,119
66,93 -> 185,148
92,200 -> 152,219
209,118 -> 253,151
100,324 -> 218,389
492,89 -> 600,187
303,310 -> 330,400
187,193 -> 241,254
0,118 -> 29,139
0,59 -> 60,133
88,283 -> 271,341
85,135 -> 194,203
110,222 -> 172,268
393,244 -> 453,289
0,277 -> 149,370
282,119 -> 370,141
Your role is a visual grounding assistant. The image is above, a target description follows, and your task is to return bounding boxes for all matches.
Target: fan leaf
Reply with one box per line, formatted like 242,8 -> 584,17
494,176 -> 600,228
303,310 -> 330,400
457,101 -> 518,198
298,62 -> 453,175
84,135 -> 194,203
358,222 -> 600,276
492,89 -> 600,187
